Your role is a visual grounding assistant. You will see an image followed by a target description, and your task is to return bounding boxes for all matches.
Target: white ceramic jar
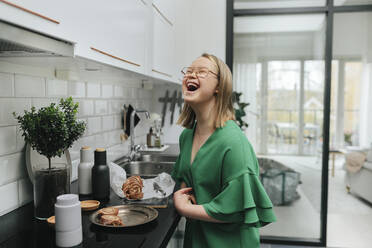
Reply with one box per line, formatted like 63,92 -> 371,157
55,194 -> 82,247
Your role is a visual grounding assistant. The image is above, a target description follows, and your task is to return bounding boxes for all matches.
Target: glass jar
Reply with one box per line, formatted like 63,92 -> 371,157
33,162 -> 70,220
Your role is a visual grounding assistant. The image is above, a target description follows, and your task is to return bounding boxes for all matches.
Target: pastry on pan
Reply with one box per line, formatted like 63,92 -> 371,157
122,176 -> 144,200
98,207 -> 119,216
99,214 -> 124,226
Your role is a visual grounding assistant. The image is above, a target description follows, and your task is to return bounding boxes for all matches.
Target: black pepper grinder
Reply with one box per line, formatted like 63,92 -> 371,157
92,148 -> 110,201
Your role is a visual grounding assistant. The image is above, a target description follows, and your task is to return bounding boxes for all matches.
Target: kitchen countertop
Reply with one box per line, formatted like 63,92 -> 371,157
0,144 -> 181,248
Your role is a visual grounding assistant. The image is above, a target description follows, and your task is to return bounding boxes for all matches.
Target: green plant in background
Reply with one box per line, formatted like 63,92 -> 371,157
13,97 -> 86,170
232,91 -> 250,130
344,130 -> 353,145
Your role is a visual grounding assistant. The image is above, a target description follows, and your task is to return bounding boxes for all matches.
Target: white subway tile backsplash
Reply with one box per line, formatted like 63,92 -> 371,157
0,181 -> 19,216
47,79 -> 68,96
15,74 -> 45,97
0,72 -> 14,97
110,100 -> 124,114
71,160 -> 79,182
138,89 -> 145,99
109,130 -> 121,147
95,133 -> 110,148
102,116 -> 114,131
78,100 -> 94,117
32,98 -> 59,109
68,81 -> 86,97
131,88 -> 138,98
16,126 -> 26,152
0,69 -> 154,216
102,84 -> 113,98
70,135 -> 95,161
0,98 -> 31,126
0,126 -> 17,156
114,85 -> 124,98
145,90 -> 152,99
18,178 -> 32,206
114,115 -> 123,129
95,100 -> 108,115
78,136 -> 96,150
87,117 -> 101,135
136,100 -> 146,109
87,83 -> 101,98
0,152 -> 26,186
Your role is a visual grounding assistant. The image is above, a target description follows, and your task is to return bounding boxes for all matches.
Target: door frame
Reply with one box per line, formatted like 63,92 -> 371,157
226,0 -> 372,246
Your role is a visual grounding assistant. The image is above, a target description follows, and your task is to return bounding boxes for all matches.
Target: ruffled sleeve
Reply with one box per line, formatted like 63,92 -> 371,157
202,134 -> 276,227
202,172 -> 276,227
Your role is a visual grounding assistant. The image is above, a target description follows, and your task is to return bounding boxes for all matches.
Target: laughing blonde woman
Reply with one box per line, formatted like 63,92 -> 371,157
171,53 -> 276,248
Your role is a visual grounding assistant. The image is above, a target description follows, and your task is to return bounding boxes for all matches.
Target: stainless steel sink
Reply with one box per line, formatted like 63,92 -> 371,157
119,161 -> 174,178
138,154 -> 178,163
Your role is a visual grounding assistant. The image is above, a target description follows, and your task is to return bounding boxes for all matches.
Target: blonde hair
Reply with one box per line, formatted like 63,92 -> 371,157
177,53 -> 235,129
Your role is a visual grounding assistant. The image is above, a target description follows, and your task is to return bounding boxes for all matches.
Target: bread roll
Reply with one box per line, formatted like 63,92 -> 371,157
122,176 -> 144,200
99,215 -> 124,226
98,207 -> 119,216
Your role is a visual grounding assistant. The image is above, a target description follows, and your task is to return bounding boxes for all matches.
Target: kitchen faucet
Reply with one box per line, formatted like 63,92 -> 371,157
128,109 -> 150,161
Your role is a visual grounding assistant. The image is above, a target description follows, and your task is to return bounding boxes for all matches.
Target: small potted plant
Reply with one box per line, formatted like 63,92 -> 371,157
232,91 -> 250,130
14,97 -> 86,219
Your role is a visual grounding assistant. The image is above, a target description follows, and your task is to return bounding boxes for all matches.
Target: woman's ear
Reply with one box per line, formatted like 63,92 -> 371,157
214,90 -> 218,96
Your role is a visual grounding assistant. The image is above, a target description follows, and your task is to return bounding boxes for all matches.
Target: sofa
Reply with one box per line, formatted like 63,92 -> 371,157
344,148 -> 372,204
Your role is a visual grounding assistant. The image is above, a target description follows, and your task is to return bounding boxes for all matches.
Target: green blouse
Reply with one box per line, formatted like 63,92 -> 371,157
171,120 -> 276,248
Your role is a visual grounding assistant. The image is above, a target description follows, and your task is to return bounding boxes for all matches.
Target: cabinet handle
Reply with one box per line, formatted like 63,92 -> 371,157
152,3 -> 173,27
152,69 -> 172,78
0,0 -> 59,24
90,47 -> 141,67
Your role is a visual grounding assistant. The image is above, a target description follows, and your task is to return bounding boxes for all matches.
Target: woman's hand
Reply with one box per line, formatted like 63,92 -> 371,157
173,187 -> 225,223
173,187 -> 195,215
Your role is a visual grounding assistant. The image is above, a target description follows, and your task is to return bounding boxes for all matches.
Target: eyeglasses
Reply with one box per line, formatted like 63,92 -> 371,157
181,67 -> 218,79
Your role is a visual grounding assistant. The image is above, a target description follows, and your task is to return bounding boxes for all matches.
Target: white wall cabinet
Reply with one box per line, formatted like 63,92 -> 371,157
63,0 -> 147,74
0,0 -> 71,42
1,0 -> 216,85
153,0 -> 175,24
151,3 -> 176,82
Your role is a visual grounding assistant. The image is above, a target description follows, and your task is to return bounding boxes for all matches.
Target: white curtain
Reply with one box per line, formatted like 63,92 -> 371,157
233,62 -> 259,151
359,63 -> 372,148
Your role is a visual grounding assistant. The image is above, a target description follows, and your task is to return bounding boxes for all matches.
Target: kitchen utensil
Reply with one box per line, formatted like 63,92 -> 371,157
124,104 -> 140,137
89,205 -> 158,228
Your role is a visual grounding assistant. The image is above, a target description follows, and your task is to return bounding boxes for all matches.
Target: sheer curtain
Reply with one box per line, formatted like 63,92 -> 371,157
359,62 -> 372,148
233,62 -> 260,151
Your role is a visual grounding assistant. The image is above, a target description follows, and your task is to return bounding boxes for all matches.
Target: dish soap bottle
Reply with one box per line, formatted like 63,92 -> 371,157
92,148 -> 110,201
78,146 -> 93,195
147,127 -> 154,147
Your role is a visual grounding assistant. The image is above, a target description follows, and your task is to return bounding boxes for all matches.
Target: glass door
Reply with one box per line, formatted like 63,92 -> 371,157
233,13 -> 326,240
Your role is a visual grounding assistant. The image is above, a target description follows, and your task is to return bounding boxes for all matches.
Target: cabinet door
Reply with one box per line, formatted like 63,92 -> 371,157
152,0 -> 175,24
0,0 -> 71,41
152,4 -> 175,82
70,0 -> 147,74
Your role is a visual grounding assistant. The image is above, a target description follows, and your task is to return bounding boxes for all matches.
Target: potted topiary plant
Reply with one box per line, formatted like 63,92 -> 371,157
14,97 -> 86,219
232,91 -> 250,130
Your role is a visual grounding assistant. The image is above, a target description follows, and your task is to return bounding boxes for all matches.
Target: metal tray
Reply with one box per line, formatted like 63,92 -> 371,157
89,205 -> 158,228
